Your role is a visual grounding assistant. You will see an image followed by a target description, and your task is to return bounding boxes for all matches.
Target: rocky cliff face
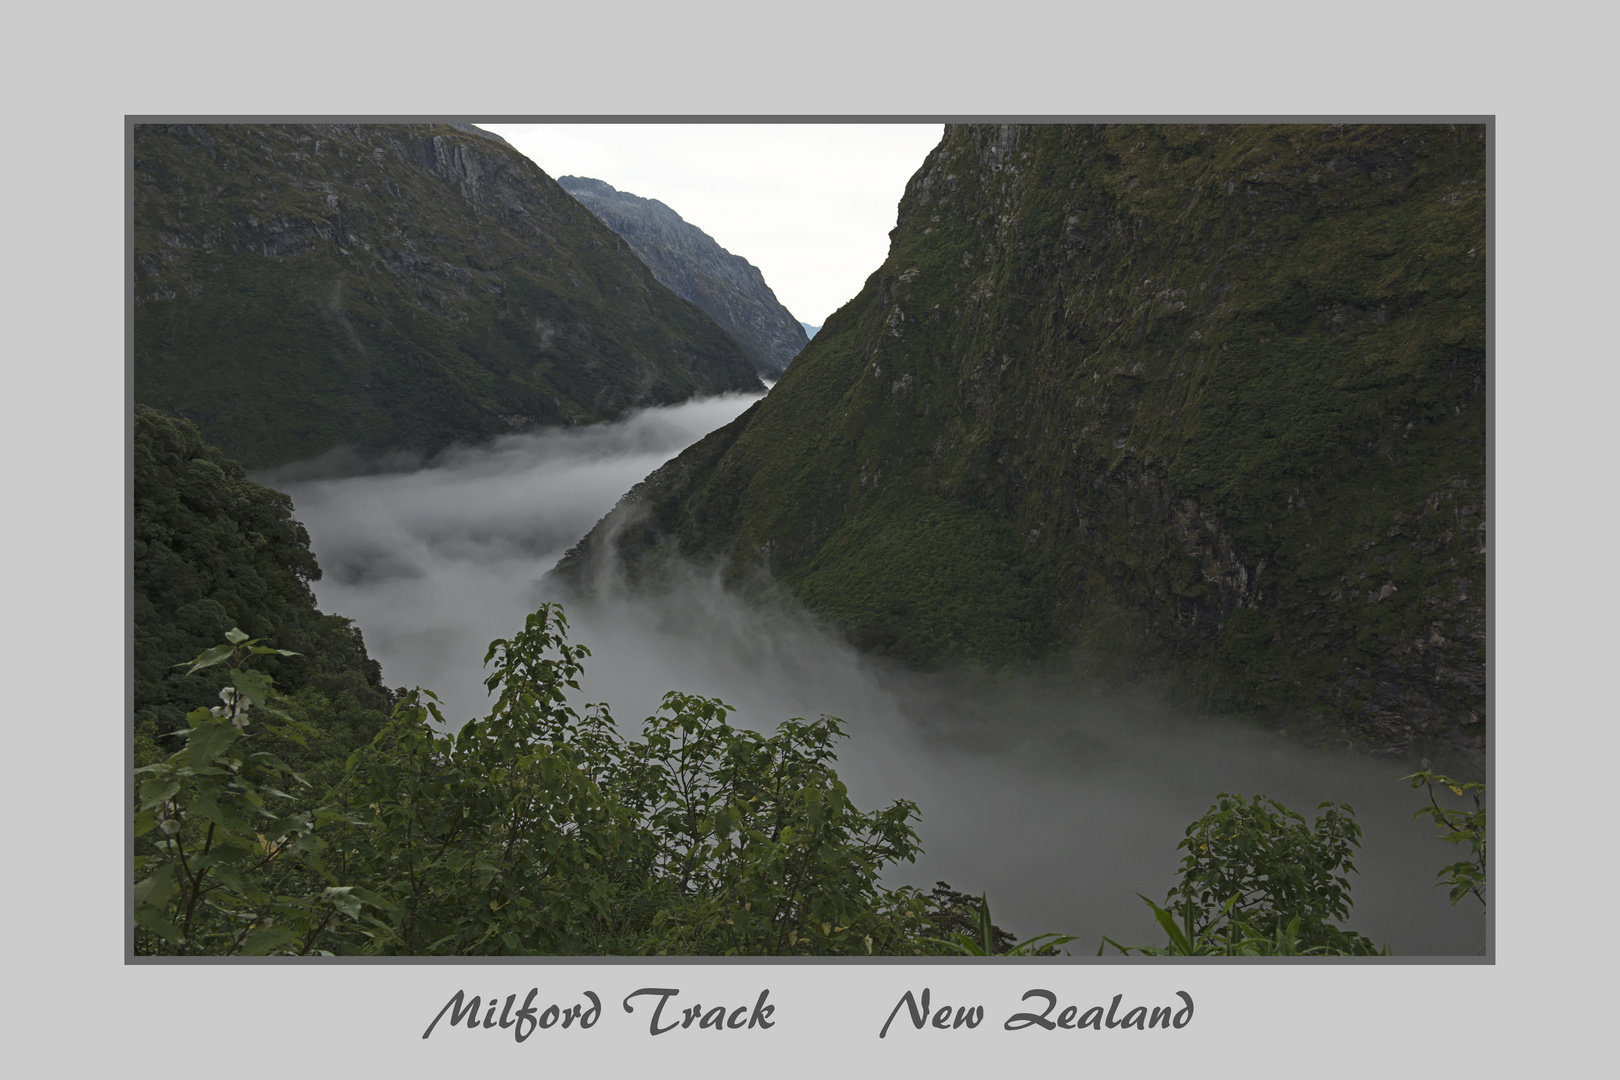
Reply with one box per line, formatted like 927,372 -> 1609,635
134,124 -> 762,470
558,176 -> 809,376
554,123 -> 1487,765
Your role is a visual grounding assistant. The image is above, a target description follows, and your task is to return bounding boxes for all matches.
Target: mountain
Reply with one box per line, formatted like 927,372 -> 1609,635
553,123 -> 1487,762
133,124 -> 762,471
445,123 -> 512,147
557,176 -> 809,376
801,322 -> 821,340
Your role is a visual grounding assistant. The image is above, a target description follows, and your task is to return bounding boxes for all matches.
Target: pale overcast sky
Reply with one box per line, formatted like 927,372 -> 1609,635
480,123 -> 945,328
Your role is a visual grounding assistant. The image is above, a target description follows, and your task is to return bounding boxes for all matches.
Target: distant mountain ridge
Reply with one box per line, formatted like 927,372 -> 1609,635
801,322 -> 821,339
558,176 -> 808,376
134,124 -> 761,470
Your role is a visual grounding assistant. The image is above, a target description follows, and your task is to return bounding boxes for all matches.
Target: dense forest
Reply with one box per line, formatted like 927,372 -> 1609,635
134,404 -> 393,777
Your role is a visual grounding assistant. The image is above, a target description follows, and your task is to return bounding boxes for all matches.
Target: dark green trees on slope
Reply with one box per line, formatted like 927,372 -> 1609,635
134,124 -> 762,470
134,605 -> 943,956
554,123 -> 1486,761
134,405 -> 391,777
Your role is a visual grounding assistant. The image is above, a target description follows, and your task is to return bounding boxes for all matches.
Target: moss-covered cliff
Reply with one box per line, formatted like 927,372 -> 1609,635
134,124 -> 762,470
554,123 -> 1486,759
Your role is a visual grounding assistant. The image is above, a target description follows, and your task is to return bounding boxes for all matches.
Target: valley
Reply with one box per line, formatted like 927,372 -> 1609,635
131,122 -> 1488,956
272,392 -> 1484,953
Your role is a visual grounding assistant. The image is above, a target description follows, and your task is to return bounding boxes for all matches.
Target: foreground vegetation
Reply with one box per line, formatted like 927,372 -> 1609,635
133,604 -> 1485,957
136,605 -> 955,955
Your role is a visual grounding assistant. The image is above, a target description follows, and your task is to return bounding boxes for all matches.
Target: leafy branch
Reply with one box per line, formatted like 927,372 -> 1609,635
1403,770 -> 1487,910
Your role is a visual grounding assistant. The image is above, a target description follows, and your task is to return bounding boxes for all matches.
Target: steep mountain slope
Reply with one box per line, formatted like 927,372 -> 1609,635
554,123 -> 1487,759
134,124 -> 762,470
558,176 -> 809,375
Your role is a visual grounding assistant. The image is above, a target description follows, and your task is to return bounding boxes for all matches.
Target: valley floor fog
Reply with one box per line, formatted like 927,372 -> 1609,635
269,393 -> 1484,956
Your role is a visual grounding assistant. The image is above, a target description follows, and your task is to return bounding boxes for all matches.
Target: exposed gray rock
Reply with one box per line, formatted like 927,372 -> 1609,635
559,176 -> 808,376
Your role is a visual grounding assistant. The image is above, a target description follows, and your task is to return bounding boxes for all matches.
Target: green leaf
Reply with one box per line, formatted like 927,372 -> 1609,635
230,667 -> 275,708
322,887 -> 363,919
188,721 -> 238,771
225,628 -> 250,645
347,886 -> 398,913
186,795 -> 245,832
212,866 -> 246,892
175,643 -> 234,675
134,863 -> 176,911
240,926 -> 298,955
203,839 -> 256,864
134,905 -> 183,945
138,777 -> 181,810
1142,895 -> 1194,954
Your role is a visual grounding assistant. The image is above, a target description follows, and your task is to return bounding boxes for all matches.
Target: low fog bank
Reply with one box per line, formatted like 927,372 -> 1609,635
554,573 -> 1483,956
271,394 -> 1484,956
270,392 -> 766,708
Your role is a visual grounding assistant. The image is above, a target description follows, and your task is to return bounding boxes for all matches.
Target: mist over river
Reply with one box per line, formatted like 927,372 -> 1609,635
264,392 -> 1484,955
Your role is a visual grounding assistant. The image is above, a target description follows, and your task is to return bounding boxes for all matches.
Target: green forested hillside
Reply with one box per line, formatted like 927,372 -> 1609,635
554,123 -> 1487,761
133,124 -> 762,470
133,405 -> 391,777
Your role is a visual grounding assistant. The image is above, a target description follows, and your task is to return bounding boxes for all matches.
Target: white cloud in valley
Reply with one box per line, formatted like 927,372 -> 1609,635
267,394 -> 1486,955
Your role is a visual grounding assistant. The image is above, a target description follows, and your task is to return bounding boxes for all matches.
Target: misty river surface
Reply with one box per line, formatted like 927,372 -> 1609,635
265,392 -> 1484,956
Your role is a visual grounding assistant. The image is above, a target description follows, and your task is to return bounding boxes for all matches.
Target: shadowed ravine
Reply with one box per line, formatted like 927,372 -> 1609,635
265,393 -> 1484,955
